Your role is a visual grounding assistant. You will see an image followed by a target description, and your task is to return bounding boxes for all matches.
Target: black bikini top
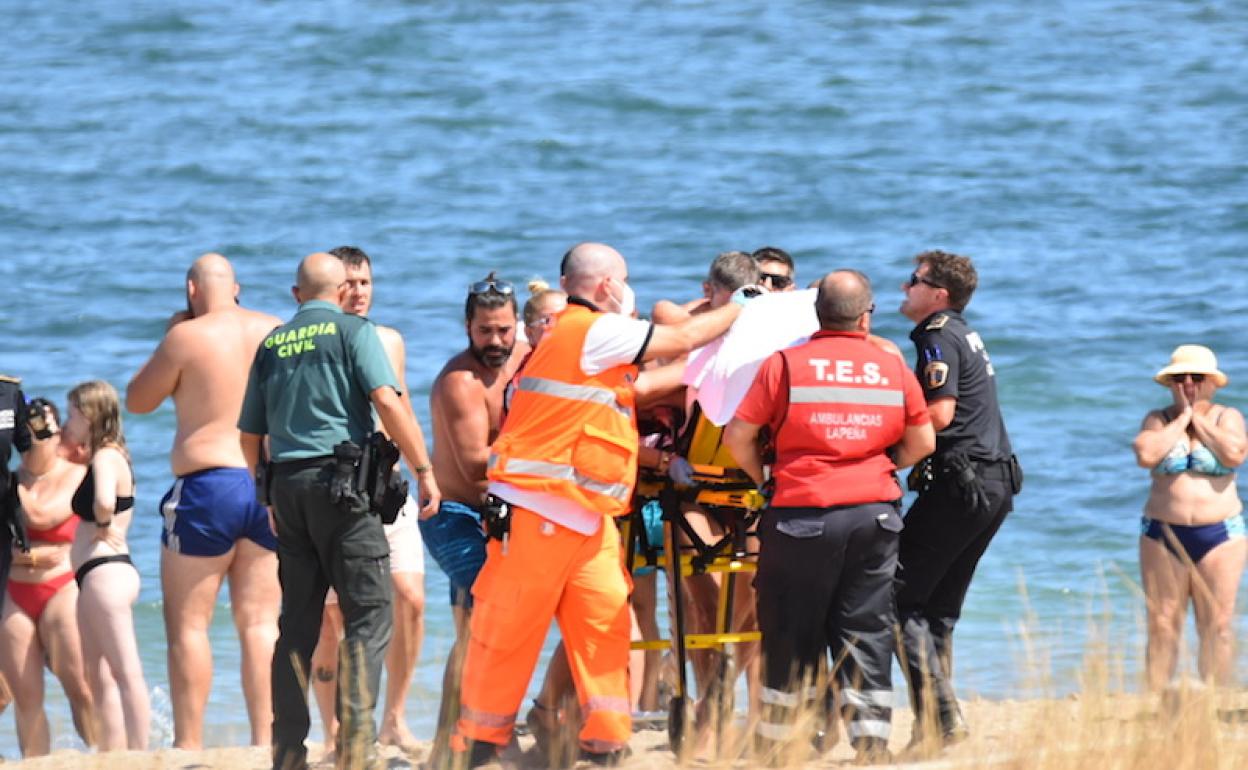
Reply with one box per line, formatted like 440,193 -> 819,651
72,465 -> 135,523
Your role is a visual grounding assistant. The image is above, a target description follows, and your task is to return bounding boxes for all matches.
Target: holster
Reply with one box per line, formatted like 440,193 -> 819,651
330,441 -> 369,515
1008,454 -> 1024,495
255,451 -> 273,507
364,432 -> 408,525
481,494 -> 512,542
938,452 -> 991,516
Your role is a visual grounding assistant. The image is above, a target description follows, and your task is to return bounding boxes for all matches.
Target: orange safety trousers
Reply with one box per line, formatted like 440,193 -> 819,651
452,506 -> 632,753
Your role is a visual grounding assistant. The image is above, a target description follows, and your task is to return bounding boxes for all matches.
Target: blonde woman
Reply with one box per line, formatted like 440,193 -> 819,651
62,381 -> 150,750
1133,345 -> 1247,691
1,399 -> 95,755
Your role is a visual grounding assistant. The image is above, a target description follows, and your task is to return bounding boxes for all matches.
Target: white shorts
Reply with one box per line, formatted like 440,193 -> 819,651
325,495 -> 425,605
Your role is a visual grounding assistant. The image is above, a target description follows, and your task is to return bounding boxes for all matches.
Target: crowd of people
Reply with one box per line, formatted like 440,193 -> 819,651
0,243 -> 1241,770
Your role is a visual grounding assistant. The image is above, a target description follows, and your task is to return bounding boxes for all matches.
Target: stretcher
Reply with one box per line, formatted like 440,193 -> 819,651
622,414 -> 767,755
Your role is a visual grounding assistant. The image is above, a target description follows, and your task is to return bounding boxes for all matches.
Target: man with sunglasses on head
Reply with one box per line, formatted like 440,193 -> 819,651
752,246 -> 796,293
424,271 -> 529,765
895,250 -> 1020,756
451,242 -> 757,768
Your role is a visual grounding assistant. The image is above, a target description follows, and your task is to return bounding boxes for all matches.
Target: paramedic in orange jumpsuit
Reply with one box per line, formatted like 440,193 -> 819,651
450,242 -> 757,766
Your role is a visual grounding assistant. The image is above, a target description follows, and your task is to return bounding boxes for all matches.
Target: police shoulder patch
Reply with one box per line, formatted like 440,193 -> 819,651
924,361 -> 949,389
925,314 -> 950,331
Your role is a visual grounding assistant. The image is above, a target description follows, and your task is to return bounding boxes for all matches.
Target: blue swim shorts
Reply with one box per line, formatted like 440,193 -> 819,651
160,467 -> 278,556
633,499 -> 666,577
418,500 -> 487,608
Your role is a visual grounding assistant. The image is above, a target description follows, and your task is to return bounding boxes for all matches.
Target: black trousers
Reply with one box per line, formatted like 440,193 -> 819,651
895,460 -> 1013,733
755,501 -> 902,751
270,462 -> 393,770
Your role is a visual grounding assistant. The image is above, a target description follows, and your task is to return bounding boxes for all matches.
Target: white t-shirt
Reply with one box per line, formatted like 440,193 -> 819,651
580,313 -> 653,375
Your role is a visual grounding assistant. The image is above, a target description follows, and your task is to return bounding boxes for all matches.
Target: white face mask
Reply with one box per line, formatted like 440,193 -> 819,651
607,278 -> 635,317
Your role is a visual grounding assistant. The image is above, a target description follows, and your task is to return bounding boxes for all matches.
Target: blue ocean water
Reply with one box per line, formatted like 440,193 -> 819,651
2,0 -> 1246,756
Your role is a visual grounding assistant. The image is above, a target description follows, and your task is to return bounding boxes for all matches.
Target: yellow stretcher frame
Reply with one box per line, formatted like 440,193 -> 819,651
622,451 -> 766,756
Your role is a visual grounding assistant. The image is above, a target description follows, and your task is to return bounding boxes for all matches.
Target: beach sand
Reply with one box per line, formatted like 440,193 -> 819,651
8,690 -> 1248,769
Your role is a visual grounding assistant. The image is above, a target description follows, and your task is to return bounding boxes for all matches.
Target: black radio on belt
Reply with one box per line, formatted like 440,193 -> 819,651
481,494 -> 511,542
330,440 -> 369,514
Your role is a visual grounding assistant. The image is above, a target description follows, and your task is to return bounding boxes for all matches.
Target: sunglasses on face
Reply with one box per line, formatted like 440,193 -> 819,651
525,315 -> 554,329
759,272 -> 793,290
469,278 -> 514,297
907,271 -> 944,290
1170,373 -> 1206,384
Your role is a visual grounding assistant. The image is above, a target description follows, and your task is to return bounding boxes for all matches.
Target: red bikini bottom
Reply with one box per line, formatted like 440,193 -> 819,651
7,572 -> 75,623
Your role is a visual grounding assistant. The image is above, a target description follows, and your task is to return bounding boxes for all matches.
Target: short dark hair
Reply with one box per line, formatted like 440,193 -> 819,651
751,246 -> 794,272
465,271 -> 519,322
707,251 -> 760,292
915,250 -> 977,310
329,246 -> 371,269
815,270 -> 873,331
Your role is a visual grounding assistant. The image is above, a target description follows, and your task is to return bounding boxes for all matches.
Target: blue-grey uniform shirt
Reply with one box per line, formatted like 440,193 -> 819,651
238,300 -> 397,461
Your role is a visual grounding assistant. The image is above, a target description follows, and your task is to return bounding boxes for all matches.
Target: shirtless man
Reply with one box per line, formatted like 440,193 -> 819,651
125,253 -> 282,749
423,274 -> 528,762
308,246 -> 429,755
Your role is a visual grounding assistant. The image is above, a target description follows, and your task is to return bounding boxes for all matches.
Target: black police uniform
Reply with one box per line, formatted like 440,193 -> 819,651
1,374 -> 30,592
895,309 -> 1020,742
238,300 -> 398,770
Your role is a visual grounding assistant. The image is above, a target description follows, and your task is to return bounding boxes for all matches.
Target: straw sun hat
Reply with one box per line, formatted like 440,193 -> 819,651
1154,344 -> 1228,387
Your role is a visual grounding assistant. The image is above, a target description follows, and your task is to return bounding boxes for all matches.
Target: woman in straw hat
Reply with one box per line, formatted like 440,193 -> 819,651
1132,345 -> 1246,691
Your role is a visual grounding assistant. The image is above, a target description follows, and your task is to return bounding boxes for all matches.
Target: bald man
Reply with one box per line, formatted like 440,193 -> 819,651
127,252 -> 283,749
239,253 -> 439,770
452,242 -> 753,767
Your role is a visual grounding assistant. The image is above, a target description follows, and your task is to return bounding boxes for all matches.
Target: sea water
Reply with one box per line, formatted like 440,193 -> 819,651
2,0 -> 1245,755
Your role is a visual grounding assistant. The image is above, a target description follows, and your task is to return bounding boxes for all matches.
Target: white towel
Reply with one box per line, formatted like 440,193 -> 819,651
682,289 -> 819,426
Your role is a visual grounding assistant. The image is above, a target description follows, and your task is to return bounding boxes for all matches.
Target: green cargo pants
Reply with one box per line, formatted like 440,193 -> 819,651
269,460 -> 393,770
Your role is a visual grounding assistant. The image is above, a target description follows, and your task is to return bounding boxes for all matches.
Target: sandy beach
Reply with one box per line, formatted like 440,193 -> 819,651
9,688 -> 1248,769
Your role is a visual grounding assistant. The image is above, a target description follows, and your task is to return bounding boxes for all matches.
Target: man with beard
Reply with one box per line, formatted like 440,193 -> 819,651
307,246 -> 430,756
424,273 -> 529,763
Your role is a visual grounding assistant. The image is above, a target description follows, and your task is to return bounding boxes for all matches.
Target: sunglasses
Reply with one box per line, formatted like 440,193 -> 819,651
1169,373 -> 1206,384
469,278 -> 514,297
908,271 -> 944,290
759,272 -> 793,290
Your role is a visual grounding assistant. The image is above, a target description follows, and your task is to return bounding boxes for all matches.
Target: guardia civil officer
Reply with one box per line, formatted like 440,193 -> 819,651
895,250 -> 1021,754
724,271 -> 934,765
239,252 -> 440,770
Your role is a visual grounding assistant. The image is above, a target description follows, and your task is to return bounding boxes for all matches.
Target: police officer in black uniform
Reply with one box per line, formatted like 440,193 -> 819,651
895,251 -> 1021,753
239,252 -> 440,770
1,373 -> 31,593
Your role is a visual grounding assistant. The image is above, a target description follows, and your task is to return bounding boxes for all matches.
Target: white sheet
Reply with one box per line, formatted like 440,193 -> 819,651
681,288 -> 819,426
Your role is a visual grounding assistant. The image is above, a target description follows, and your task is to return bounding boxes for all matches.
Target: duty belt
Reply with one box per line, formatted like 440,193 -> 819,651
272,455 -> 334,473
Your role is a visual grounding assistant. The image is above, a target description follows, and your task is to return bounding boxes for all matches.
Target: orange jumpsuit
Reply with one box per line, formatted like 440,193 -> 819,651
453,300 -> 639,755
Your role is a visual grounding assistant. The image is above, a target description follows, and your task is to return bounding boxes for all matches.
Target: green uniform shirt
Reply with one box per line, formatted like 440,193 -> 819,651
239,300 -> 398,461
